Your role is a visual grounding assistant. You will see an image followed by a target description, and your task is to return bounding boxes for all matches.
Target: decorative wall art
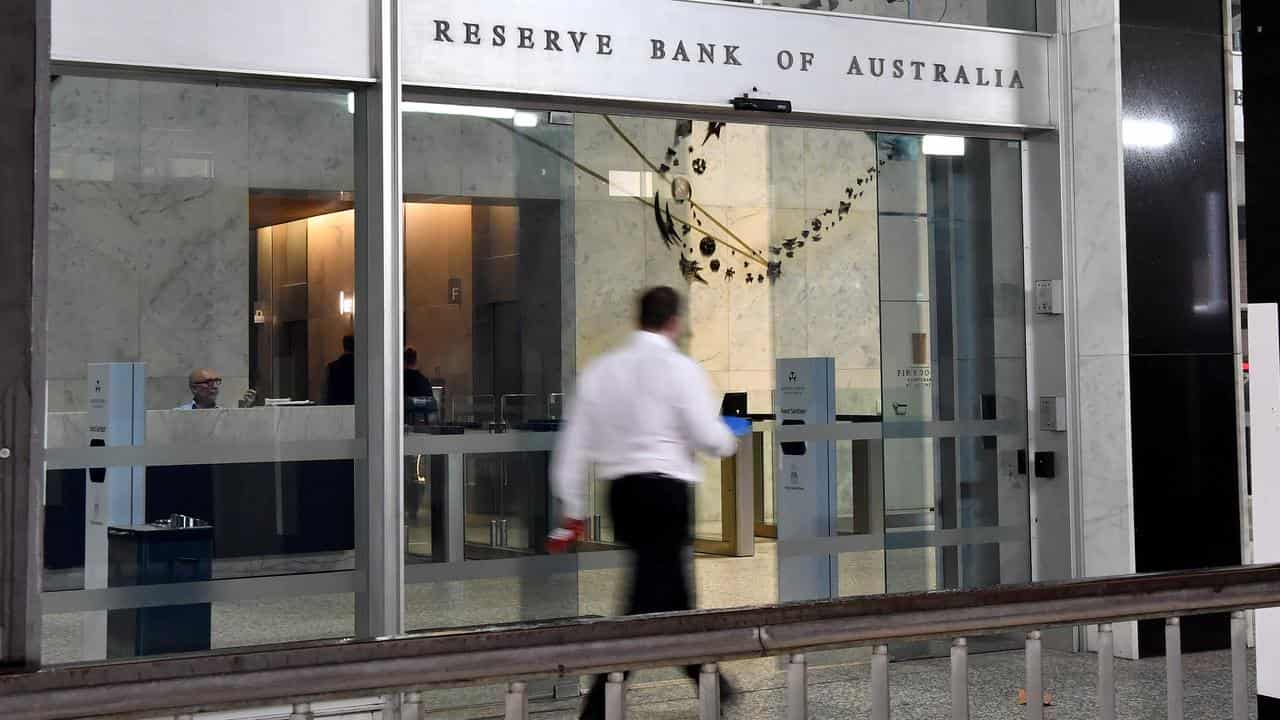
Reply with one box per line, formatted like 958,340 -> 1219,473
603,116 -> 890,287
488,113 -> 889,290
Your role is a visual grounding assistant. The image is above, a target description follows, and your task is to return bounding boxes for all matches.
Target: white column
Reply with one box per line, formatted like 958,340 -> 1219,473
1055,0 -> 1139,659
1248,304 -> 1280,702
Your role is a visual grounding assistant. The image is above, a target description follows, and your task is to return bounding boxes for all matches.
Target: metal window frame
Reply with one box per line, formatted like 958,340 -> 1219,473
1221,0 -> 1250,581
353,0 -> 405,640
0,0 -> 51,671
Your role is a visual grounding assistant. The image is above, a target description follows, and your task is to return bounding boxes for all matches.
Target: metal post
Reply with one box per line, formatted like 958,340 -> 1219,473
950,638 -> 969,720
352,0 -> 406,640
505,681 -> 528,720
289,702 -> 313,720
1232,611 -> 1248,720
699,663 -> 720,720
1025,631 -> 1043,720
0,0 -> 48,671
605,672 -> 627,720
446,453 -> 465,563
787,653 -> 807,720
1098,623 -> 1116,720
872,644 -> 890,720
401,690 -> 423,720
1166,618 -> 1183,720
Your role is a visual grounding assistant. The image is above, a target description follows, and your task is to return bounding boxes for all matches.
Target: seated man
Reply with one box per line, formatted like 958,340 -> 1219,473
177,368 -> 256,409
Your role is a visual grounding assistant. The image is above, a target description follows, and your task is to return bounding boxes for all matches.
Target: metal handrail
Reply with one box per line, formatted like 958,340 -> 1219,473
4,564 -> 1280,720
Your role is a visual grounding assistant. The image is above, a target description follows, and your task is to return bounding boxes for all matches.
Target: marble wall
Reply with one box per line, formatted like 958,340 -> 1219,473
47,79 -> 571,414
1061,0 -> 1140,660
48,78 -> 354,412
569,115 -> 886,535
570,116 -> 883,413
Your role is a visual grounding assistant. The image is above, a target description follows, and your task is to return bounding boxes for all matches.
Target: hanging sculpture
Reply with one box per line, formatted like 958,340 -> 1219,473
492,112 -> 893,290
633,117 -> 893,287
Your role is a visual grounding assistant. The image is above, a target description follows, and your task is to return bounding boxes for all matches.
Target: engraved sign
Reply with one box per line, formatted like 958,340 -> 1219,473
404,0 -> 1053,129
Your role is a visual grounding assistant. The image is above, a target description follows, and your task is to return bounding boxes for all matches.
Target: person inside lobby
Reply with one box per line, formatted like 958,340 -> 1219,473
176,368 -> 256,410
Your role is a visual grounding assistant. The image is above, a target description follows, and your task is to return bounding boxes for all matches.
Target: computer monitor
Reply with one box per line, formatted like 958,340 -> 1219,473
720,391 -> 748,418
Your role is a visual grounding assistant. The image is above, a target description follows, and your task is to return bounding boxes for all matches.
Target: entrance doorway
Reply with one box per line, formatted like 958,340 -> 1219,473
396,100 -> 1032,660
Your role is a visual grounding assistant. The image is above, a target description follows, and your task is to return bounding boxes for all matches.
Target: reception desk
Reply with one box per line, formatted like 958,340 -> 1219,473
43,407 -> 758,579
46,405 -> 357,449
45,407 -> 358,577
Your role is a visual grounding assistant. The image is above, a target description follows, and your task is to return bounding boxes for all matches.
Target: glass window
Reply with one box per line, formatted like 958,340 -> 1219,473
750,0 -> 1037,32
401,102 -> 577,633
875,133 -> 1030,588
1233,0 -> 1242,50
398,101 -> 1031,671
43,76 -> 358,663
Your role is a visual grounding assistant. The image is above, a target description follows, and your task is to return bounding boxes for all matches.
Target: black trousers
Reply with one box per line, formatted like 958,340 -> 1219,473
581,474 -> 699,719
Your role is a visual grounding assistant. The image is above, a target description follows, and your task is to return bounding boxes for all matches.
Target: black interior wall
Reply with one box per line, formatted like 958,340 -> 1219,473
1120,0 -> 1241,655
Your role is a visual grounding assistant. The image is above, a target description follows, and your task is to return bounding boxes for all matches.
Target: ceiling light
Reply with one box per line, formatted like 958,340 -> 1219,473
403,102 -> 516,119
922,135 -> 966,157
345,93 -> 535,125
1123,118 -> 1176,149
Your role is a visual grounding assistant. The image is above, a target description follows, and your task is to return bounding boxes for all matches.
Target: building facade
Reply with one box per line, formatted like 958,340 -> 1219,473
0,0 -> 1247,692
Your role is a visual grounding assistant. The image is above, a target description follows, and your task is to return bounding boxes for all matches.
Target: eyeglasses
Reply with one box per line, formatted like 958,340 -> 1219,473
192,378 -> 223,388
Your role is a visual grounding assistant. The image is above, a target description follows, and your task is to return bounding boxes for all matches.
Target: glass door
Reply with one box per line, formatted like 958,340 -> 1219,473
877,134 -> 1031,656
463,453 -> 551,559
393,97 -> 1034,670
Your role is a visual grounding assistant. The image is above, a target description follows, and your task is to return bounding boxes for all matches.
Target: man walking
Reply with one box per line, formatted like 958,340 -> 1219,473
550,286 -> 747,719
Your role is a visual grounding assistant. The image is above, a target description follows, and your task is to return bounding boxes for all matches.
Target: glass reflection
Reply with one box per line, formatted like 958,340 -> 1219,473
752,0 -> 1037,32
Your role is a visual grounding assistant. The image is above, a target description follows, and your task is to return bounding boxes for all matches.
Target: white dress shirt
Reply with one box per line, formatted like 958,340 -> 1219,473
551,330 -> 739,520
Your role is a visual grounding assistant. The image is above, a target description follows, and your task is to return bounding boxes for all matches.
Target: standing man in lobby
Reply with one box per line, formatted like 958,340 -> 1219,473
325,335 -> 356,405
550,285 -> 746,719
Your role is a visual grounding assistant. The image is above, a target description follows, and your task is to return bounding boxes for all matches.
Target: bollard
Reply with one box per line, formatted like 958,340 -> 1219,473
787,653 -> 807,720
699,664 -> 720,720
950,638 -> 969,720
872,645 -> 890,720
605,672 -> 627,720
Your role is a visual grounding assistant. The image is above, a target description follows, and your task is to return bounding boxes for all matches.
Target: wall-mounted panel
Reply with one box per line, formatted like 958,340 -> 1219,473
52,0 -> 372,81
403,0 -> 1054,129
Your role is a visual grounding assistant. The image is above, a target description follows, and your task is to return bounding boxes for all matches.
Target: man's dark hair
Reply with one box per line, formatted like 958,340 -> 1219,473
404,346 -> 419,366
638,286 -> 682,331
342,335 -> 355,353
